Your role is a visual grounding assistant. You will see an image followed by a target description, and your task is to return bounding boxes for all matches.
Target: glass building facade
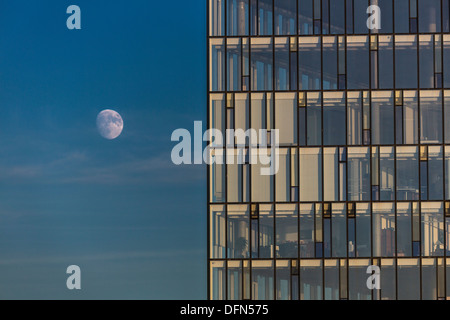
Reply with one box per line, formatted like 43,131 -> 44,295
208,0 -> 450,300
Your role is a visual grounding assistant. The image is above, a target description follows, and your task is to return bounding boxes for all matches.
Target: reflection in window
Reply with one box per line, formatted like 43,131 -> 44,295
347,92 -> 362,145
379,36 -> 394,89
252,149 -> 274,202
299,0 -> 313,35
420,91 -> 443,144
300,260 -> 323,300
445,91 -> 450,144
347,147 -> 370,201
444,36 -> 450,87
300,204 -> 315,258
251,0 -> 273,35
446,146 -> 450,200
395,36 -> 418,89
276,261 -> 291,300
307,93 -> 322,145
403,91 -> 419,145
373,203 -> 396,257
300,148 -> 322,201
347,36 -> 369,89
252,261 -> 274,300
372,91 -> 394,145
396,147 -> 419,201
210,261 -> 226,300
422,203 -> 444,257
394,0 -> 409,33
429,147 -> 444,200
323,92 -> 346,146
211,158 -> 226,203
324,148 -> 338,202
227,38 -> 242,91
276,204 -> 298,258
227,0 -> 249,36
211,205 -> 226,259
379,147 -> 395,201
274,0 -> 296,35
275,149 -> 289,202
227,205 -> 250,259
275,92 -> 298,145
323,37 -> 338,90
422,259 -> 437,300
356,203 -> 371,258
210,0 -> 224,36
381,259 -> 396,300
210,39 -> 225,91
299,37 -> 321,90
332,204 -> 347,258
419,0 -> 441,33
397,203 -> 412,257
378,0 -> 393,34
349,260 -> 371,300
256,204 -> 274,259
251,38 -> 273,91
419,35 -> 434,89
398,259 -> 420,300
324,260 -> 339,300
275,38 -> 289,91
228,261 -> 243,300
329,0 -> 345,34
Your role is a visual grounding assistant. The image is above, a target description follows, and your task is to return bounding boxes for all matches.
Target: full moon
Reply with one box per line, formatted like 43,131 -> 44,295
96,109 -> 124,140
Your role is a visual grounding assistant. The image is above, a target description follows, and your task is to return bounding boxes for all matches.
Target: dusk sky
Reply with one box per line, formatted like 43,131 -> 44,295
0,0 -> 206,299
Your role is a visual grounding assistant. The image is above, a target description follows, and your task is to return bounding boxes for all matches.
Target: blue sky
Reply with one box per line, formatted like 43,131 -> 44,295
0,0 -> 206,299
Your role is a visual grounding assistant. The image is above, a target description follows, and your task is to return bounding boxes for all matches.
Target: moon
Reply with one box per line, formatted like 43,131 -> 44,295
96,109 -> 124,140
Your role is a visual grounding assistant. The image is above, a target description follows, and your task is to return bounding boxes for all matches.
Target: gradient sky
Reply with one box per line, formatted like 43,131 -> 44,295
0,0 -> 206,299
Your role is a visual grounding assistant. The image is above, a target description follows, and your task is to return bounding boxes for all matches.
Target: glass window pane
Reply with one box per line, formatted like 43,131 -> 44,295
446,146 -> 450,200
324,148 -> 339,201
210,261 -> 226,300
347,36 -> 369,89
227,39 -> 242,91
379,36 -> 394,89
329,0 -> 345,34
252,149 -> 274,202
379,147 -> 395,201
347,147 -> 371,201
275,149 -> 289,202
429,146 -> 444,200
445,91 -> 450,144
404,91 -> 419,145
252,261 -> 274,300
397,203 -> 412,257
332,203 -> 347,258
349,260 -> 372,300
300,204 -> 315,258
323,92 -> 346,146
211,159 -> 226,202
372,91 -> 394,145
394,0 -> 409,33
210,205 -> 226,259
373,203 -> 396,257
276,204 -> 298,258
251,38 -> 273,91
258,204 -> 274,259
210,0 -> 225,36
347,92 -> 362,145
210,39 -> 225,91
227,0 -> 249,36
379,0 -> 393,34
228,261 -> 243,300
300,260 -> 323,300
420,91 -> 443,144
422,259 -> 437,300
275,0 -> 297,35
227,205 -> 250,259
307,92 -> 322,145
418,0 -> 441,33
396,146 -> 419,201
381,259 -> 396,300
275,92 -> 298,145
356,203 -> 371,258
252,0 -> 273,35
300,148 -> 322,201
299,0 -> 313,35
275,38 -> 289,91
323,37 -> 338,90
422,202 -> 444,257
324,260 -> 339,300
395,35 -> 418,89
299,37 -> 321,90
276,261 -> 291,300
398,259 -> 420,300
419,35 -> 434,89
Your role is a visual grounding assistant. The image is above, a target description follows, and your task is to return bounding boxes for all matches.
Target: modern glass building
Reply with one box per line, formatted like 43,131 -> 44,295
208,0 -> 450,300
